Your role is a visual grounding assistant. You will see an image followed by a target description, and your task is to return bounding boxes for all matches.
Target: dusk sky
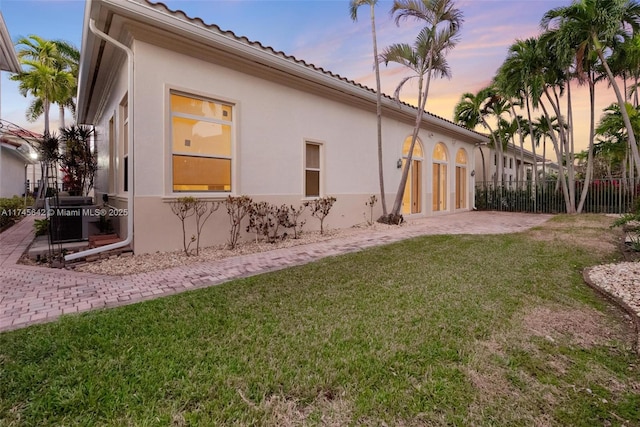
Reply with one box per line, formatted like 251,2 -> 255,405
0,0 -> 621,154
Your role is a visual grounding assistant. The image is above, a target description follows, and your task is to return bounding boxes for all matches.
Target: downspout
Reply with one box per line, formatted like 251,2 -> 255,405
66,19 -> 133,261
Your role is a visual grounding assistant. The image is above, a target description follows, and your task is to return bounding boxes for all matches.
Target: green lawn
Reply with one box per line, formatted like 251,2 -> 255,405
2,215 -> 639,426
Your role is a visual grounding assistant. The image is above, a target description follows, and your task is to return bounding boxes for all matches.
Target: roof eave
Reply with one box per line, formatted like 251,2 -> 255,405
0,11 -> 20,73
79,0 -> 487,143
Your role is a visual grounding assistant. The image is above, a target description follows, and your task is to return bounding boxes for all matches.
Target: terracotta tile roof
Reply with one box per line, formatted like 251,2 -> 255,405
4,128 -> 42,139
142,0 -> 484,139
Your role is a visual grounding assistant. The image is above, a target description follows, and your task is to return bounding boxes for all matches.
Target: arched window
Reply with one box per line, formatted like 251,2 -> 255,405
432,143 -> 448,212
455,148 -> 467,209
402,137 -> 423,215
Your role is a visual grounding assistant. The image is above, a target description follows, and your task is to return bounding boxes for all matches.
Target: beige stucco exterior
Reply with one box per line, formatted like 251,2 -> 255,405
79,0 -> 486,254
0,143 -> 30,198
0,10 -> 25,199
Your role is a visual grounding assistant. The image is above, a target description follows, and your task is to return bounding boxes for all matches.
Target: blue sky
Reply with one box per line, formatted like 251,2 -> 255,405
0,0 -> 617,152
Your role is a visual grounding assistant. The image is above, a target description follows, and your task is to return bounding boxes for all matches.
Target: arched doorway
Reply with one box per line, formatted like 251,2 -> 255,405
432,143 -> 448,212
402,137 -> 423,215
455,148 -> 467,209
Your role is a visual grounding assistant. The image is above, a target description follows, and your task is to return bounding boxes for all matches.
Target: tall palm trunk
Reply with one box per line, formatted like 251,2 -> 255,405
577,78 -> 596,213
368,3 -> 387,217
598,48 -> 640,178
542,135 -> 547,180
43,99 -> 50,135
567,78 -> 575,192
487,109 -> 505,186
553,86 -> 575,210
390,76 -> 427,216
59,104 -> 65,129
546,87 -> 575,212
540,99 -> 572,213
524,97 -> 537,189
390,53 -> 433,217
510,104 -> 525,183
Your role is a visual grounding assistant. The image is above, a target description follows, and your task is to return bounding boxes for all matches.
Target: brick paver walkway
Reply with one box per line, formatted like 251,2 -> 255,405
0,211 -> 553,332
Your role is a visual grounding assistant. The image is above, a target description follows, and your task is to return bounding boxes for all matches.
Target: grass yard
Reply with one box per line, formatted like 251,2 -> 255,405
1,214 -> 640,426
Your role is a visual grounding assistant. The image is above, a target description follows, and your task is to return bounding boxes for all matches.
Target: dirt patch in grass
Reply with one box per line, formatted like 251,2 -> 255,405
527,214 -> 619,258
464,336 -> 559,426
234,390 -> 352,427
464,300 -> 638,424
522,305 -> 628,349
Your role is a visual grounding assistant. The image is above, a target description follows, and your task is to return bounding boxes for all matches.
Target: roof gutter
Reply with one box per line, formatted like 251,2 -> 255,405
93,0 -> 487,145
0,12 -> 21,73
66,18 -> 134,261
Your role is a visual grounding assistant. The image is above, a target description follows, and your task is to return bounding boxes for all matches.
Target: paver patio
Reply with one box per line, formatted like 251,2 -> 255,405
0,211 -> 553,332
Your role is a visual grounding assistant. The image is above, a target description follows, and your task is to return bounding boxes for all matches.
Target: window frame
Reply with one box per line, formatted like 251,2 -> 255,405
303,140 -> 324,199
168,89 -> 236,195
108,114 -> 116,195
119,96 -> 128,194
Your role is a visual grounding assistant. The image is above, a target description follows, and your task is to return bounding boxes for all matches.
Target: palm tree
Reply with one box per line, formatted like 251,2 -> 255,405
10,35 -> 78,133
542,0 -> 640,178
454,89 -> 488,182
52,40 -> 80,128
11,35 -> 78,202
350,0 -> 387,217
608,32 -> 640,108
483,93 -> 512,184
499,114 -> 530,184
532,115 -> 559,180
596,103 -> 640,184
12,60 -> 74,135
453,87 -> 506,184
385,0 -> 463,218
14,35 -> 58,67
495,37 -> 550,189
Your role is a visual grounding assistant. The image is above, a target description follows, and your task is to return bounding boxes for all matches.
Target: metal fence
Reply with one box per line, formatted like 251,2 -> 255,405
475,179 -> 640,214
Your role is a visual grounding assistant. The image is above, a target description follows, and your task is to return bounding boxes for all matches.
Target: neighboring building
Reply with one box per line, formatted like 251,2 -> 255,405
77,0 -> 487,254
0,139 -> 33,198
475,143 -> 556,185
0,10 -> 25,198
0,129 -> 41,198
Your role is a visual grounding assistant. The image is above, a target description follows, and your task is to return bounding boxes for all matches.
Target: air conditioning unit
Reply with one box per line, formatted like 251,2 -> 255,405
46,196 -> 97,243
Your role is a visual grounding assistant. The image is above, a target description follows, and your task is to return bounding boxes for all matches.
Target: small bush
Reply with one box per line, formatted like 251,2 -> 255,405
225,195 -> 252,249
282,204 -> 306,239
246,202 -> 289,243
34,219 -> 49,237
304,196 -> 336,235
170,197 -> 196,256
246,202 -> 306,243
377,213 -> 403,225
0,196 -> 32,229
193,199 -> 220,255
365,195 -> 378,225
170,197 -> 220,256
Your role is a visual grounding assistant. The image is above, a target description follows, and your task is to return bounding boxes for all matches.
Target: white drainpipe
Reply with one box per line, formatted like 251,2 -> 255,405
65,19 -> 134,261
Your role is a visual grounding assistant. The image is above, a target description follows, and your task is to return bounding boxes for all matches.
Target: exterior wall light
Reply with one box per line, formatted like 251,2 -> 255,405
397,159 -> 403,169
471,170 -> 475,177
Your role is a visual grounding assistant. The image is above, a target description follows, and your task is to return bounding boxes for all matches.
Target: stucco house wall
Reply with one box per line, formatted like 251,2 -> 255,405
0,10 -> 24,199
81,0 -> 486,255
0,145 -> 29,198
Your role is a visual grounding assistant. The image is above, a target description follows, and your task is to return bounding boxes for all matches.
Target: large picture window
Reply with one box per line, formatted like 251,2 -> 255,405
171,92 -> 233,192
